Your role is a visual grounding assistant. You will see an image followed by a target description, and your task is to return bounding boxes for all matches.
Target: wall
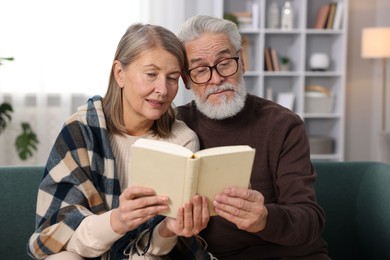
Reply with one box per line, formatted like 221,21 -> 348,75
345,0 -> 390,162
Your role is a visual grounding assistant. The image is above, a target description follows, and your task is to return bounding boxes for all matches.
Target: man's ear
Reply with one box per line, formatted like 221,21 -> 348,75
238,49 -> 246,74
181,72 -> 191,90
113,60 -> 124,88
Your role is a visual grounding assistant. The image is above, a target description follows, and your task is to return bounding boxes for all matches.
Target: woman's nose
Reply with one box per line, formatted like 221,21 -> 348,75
154,78 -> 168,95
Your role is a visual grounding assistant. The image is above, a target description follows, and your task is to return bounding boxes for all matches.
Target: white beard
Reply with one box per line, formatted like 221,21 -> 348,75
192,76 -> 247,120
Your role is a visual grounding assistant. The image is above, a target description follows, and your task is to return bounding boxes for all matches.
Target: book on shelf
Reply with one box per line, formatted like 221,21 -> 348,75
264,47 -> 274,71
313,4 -> 330,29
332,2 -> 343,29
270,48 -> 280,71
264,47 -> 280,72
326,2 -> 337,29
232,11 -> 253,29
242,36 -> 251,70
251,2 -> 259,28
130,138 -> 256,217
314,2 -> 342,30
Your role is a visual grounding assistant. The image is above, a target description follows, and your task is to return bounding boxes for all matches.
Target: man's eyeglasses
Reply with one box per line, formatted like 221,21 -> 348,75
187,57 -> 239,84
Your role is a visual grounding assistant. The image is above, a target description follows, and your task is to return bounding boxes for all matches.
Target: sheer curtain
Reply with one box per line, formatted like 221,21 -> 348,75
0,0 -> 142,165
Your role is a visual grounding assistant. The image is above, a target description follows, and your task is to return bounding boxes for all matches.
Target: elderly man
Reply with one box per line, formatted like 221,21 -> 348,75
176,15 -> 330,260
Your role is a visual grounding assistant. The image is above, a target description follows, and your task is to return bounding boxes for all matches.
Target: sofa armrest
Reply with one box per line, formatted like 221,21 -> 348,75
0,166 -> 44,260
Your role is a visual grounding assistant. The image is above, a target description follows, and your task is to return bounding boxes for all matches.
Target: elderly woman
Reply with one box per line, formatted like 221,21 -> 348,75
27,23 -> 211,260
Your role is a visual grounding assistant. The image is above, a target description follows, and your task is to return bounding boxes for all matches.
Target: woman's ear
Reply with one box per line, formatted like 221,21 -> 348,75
113,60 -> 124,88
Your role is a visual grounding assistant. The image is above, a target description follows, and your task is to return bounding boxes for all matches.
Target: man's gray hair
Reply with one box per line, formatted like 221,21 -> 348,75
177,15 -> 242,51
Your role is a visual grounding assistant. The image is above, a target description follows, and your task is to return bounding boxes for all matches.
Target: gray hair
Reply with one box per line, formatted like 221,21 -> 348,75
103,23 -> 185,137
177,15 -> 242,51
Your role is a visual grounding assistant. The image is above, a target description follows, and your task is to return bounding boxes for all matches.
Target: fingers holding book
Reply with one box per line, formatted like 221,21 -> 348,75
161,195 -> 210,237
213,187 -> 268,233
110,185 -> 170,235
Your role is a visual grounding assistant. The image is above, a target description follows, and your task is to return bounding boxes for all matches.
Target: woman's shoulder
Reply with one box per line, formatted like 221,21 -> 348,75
172,119 -> 197,136
162,120 -> 199,152
64,96 -> 106,126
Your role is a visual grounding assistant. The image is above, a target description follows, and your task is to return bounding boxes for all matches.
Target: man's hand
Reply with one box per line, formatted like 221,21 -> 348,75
160,195 -> 210,237
213,187 -> 268,233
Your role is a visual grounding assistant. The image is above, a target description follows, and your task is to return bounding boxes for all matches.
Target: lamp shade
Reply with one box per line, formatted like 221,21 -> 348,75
361,27 -> 390,58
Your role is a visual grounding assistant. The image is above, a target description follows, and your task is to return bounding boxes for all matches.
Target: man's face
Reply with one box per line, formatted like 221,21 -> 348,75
184,32 -> 247,119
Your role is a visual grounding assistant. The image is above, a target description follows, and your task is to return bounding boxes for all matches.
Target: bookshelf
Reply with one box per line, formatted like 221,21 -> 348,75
216,0 -> 348,161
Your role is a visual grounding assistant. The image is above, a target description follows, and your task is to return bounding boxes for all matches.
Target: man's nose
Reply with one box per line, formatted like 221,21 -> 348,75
208,67 -> 224,85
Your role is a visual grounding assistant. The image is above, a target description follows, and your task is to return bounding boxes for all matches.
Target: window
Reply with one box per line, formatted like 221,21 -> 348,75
0,0 -> 141,96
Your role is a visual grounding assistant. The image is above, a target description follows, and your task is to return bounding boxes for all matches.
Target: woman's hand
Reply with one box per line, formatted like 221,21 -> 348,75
110,185 -> 169,235
159,195 -> 210,238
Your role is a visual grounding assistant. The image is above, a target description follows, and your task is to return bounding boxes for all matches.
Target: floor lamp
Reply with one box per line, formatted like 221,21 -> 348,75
361,27 -> 390,133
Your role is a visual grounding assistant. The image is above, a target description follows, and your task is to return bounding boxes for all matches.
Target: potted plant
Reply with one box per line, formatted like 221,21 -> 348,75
280,56 -> 290,71
223,13 -> 239,26
0,57 -> 39,160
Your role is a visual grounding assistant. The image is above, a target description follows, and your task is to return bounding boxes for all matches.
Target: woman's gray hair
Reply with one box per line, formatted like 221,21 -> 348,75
177,15 -> 242,51
103,23 -> 186,137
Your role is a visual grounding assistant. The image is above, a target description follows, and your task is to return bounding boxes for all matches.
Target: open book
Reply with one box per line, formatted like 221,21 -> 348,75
130,138 -> 256,217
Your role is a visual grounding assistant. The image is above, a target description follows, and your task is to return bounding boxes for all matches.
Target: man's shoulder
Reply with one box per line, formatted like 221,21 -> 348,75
248,94 -> 303,124
176,101 -> 197,119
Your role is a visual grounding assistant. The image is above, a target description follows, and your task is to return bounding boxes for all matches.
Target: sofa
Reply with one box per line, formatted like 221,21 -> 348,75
1,162 -> 390,260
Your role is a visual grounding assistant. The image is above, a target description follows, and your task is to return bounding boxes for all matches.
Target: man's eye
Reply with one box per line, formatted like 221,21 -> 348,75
193,67 -> 208,75
218,60 -> 230,67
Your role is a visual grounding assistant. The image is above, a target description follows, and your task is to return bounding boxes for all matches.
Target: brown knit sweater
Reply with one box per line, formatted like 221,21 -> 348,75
177,94 -> 329,260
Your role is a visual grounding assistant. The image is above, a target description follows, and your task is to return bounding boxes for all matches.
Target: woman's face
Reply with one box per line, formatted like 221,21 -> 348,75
114,47 -> 181,134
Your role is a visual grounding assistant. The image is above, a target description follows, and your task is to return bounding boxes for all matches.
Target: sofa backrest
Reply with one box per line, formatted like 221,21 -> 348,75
313,161 -> 390,260
1,162 -> 389,260
0,166 -> 44,260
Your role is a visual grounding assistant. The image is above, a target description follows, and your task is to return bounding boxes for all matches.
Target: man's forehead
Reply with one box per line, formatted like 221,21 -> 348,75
185,34 -> 235,64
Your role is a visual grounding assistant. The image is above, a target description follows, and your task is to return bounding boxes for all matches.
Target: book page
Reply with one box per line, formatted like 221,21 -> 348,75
130,143 -> 190,218
195,147 -> 255,215
194,145 -> 254,157
131,138 -> 194,158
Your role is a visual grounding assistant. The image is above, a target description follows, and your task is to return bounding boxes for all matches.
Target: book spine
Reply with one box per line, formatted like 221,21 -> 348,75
271,48 -> 280,71
332,2 -> 343,30
314,4 -> 330,29
326,3 -> 337,29
183,158 -> 201,202
265,47 -> 273,71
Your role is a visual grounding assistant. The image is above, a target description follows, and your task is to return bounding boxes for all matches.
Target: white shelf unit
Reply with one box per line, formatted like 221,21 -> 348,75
218,0 -> 348,161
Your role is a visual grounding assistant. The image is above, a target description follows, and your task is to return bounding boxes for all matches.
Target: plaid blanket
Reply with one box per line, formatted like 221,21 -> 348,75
26,96 -> 159,259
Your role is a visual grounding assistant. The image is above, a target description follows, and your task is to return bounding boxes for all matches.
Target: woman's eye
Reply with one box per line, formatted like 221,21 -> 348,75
168,77 -> 179,82
146,73 -> 157,78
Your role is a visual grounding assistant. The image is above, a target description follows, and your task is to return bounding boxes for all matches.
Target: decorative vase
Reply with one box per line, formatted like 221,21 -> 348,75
267,2 -> 279,29
281,1 -> 294,30
309,53 -> 330,71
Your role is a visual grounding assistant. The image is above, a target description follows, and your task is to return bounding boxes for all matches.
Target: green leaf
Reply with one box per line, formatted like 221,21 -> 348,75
0,102 -> 13,134
223,13 -> 239,26
15,122 -> 39,160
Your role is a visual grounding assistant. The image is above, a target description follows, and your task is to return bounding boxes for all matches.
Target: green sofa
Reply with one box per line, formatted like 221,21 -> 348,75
1,162 -> 390,260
